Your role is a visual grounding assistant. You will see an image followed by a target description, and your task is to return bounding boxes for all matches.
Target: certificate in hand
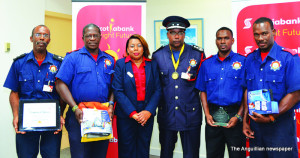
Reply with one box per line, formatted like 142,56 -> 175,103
18,99 -> 60,131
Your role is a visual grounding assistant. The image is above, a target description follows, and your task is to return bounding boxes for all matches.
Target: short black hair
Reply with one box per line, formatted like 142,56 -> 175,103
82,23 -> 101,37
31,25 -> 50,37
216,27 -> 233,37
253,17 -> 274,30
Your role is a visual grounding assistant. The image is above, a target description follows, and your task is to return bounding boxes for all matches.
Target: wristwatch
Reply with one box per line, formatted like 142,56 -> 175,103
235,114 -> 243,122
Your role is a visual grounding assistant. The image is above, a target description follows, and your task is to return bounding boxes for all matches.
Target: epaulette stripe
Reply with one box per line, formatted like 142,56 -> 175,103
13,53 -> 27,61
283,48 -> 297,56
53,54 -> 64,61
191,45 -> 204,53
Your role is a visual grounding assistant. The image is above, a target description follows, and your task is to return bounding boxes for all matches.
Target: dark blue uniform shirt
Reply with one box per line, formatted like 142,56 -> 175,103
56,47 -> 114,104
4,51 -> 61,100
245,42 -> 300,103
195,51 -> 246,106
152,44 -> 205,131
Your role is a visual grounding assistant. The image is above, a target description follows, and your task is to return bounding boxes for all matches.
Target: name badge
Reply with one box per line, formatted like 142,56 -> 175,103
127,72 -> 133,78
181,72 -> 191,80
43,85 -> 53,92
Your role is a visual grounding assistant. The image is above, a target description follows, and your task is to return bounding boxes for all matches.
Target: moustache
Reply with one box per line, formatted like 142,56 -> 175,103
36,41 -> 48,46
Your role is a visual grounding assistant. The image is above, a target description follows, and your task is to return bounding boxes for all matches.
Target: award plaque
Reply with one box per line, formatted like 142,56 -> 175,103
211,107 -> 230,127
18,99 -> 60,132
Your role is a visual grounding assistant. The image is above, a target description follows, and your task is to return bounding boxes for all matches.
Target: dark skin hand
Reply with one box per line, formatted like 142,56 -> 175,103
243,89 -> 300,138
56,79 -> 114,124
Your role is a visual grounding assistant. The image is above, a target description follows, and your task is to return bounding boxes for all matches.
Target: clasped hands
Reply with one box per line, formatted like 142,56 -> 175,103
132,110 -> 151,126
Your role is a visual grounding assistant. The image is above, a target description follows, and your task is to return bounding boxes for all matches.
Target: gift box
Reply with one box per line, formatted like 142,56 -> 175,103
248,89 -> 279,115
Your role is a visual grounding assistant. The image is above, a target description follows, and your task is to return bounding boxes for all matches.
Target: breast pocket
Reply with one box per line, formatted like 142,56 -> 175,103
160,69 -> 169,85
104,68 -> 114,84
265,75 -> 284,95
205,73 -> 217,93
76,67 -> 92,83
227,73 -> 242,88
185,103 -> 201,126
18,73 -> 34,92
246,74 -> 255,89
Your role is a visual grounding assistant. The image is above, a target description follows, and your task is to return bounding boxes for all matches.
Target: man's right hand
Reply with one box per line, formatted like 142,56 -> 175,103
206,115 -> 218,127
75,109 -> 83,124
243,121 -> 254,138
13,116 -> 25,134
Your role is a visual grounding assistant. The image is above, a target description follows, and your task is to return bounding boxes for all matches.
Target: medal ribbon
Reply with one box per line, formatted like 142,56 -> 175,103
170,44 -> 185,71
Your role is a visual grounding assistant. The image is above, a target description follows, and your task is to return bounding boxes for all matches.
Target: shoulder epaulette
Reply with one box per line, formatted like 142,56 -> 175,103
153,45 -> 165,54
53,54 -> 64,62
282,48 -> 297,56
202,55 -> 213,62
13,53 -> 27,61
104,51 -> 116,64
245,48 -> 257,57
67,49 -> 80,54
191,45 -> 204,53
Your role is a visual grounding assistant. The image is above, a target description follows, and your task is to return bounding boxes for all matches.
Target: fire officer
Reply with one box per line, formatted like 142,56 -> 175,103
152,16 -> 206,158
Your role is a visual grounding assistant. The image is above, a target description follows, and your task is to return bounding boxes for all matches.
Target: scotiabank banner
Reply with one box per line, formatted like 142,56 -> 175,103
72,2 -> 146,158
72,2 -> 146,60
233,1 -> 300,56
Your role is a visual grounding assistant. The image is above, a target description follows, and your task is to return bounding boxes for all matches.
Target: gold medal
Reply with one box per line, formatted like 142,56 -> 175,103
172,72 -> 179,80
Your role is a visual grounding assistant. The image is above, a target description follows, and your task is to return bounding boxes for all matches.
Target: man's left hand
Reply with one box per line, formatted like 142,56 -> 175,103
249,112 -> 271,123
137,110 -> 151,126
54,116 -> 65,134
226,116 -> 238,128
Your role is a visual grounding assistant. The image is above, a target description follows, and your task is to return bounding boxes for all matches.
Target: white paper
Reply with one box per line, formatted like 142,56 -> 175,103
23,102 -> 57,128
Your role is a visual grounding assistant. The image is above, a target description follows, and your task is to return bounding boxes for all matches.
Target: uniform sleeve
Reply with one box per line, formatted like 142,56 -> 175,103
285,55 -> 300,93
3,61 -> 19,92
55,54 -> 75,85
195,62 -> 206,92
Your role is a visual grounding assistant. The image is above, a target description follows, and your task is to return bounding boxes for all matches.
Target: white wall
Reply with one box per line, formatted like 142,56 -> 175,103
146,0 -> 232,157
0,0 -> 71,157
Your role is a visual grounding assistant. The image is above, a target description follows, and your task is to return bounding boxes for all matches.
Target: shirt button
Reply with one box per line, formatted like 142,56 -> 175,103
175,96 -> 178,100
235,77 -> 237,79
38,70 -> 41,72
273,80 -> 275,82
175,106 -> 178,110
24,79 -> 27,81
193,108 -> 195,111
175,85 -> 178,89
38,80 -> 40,83
260,79 -> 262,82
221,68 -> 224,70
161,72 -> 164,75
96,63 -> 98,65
260,68 -> 263,71
221,78 -> 223,80
97,72 -> 99,75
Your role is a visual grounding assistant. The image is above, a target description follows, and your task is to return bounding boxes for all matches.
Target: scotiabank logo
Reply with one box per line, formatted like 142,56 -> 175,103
245,46 -> 253,54
243,18 -> 252,29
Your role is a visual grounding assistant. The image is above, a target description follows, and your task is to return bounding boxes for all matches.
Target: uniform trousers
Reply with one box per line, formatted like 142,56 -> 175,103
159,127 -> 201,158
65,109 -> 109,158
205,122 -> 246,158
16,131 -> 61,158
249,110 -> 298,158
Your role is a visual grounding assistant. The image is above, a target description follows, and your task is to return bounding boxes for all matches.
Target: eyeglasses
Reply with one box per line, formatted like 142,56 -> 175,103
169,31 -> 185,36
84,34 -> 101,39
35,33 -> 49,38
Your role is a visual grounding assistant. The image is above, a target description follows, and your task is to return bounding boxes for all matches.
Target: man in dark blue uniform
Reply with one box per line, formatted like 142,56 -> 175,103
55,23 -> 114,158
3,25 -> 65,158
243,17 -> 300,158
195,27 -> 246,158
152,16 -> 205,158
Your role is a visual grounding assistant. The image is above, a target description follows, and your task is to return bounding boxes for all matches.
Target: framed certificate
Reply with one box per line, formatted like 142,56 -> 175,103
18,99 -> 60,131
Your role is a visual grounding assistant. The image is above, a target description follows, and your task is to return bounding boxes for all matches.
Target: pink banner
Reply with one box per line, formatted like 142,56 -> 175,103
76,5 -> 142,60
236,1 -> 300,56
